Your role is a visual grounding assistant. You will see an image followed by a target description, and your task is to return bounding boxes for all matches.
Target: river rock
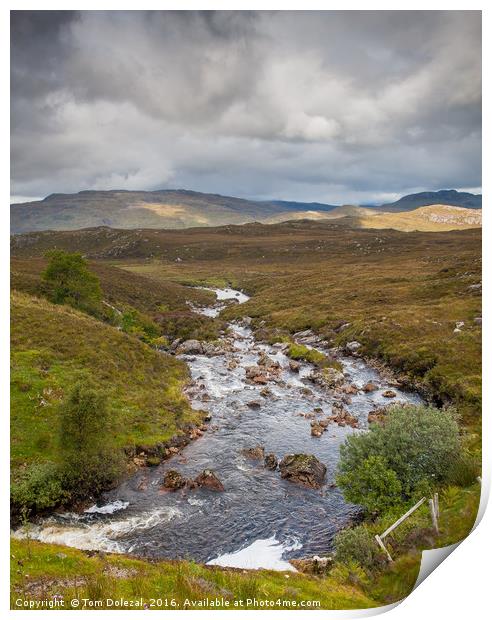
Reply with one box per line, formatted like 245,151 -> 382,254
170,338 -> 181,351
279,454 -> 327,489
245,366 -> 267,381
176,339 -> 203,355
162,470 -> 187,491
382,389 -> 397,398
345,341 -> 362,353
363,382 -> 378,392
289,360 -> 301,373
310,423 -> 324,437
194,469 -> 225,491
341,383 -> 359,394
201,342 -> 218,356
264,453 -> 278,470
242,446 -> 265,460
246,400 -> 262,409
309,367 -> 345,389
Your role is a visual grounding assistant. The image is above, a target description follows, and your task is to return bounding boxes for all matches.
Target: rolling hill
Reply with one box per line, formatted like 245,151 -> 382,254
10,188 -> 481,233
9,189 -> 338,234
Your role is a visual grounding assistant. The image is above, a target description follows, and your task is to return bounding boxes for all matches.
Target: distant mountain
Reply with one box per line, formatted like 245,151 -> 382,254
378,190 -> 482,212
10,188 -> 481,233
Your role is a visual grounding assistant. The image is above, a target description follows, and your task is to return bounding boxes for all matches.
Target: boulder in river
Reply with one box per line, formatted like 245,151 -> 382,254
363,382 -> 378,392
382,389 -> 397,398
194,469 -> 225,491
310,423 -> 324,437
162,470 -> 187,491
246,400 -> 262,409
242,446 -> 265,460
264,453 -> 278,470
279,454 -> 327,489
289,360 -> 301,373
309,367 -> 345,389
245,366 -> 268,383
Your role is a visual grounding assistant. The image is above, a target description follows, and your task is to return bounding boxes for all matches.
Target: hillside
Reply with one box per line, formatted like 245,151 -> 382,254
10,188 -> 481,233
11,256 -> 213,313
379,189 -> 482,212
10,291 -> 203,505
356,204 -> 482,232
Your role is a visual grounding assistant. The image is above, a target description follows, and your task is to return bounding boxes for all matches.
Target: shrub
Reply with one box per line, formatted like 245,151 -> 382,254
336,405 -> 462,511
11,463 -> 68,515
334,525 -> 378,569
336,455 -> 402,513
42,250 -> 102,315
59,382 -> 124,498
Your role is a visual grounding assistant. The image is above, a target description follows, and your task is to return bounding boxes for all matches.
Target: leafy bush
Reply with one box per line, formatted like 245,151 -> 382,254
336,405 -> 461,512
11,463 -> 68,515
334,525 -> 378,569
42,250 -> 102,315
336,455 -> 402,513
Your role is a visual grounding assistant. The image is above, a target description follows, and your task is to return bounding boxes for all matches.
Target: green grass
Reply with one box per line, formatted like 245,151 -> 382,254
11,292 -> 202,484
287,343 -> 342,370
10,539 -> 378,610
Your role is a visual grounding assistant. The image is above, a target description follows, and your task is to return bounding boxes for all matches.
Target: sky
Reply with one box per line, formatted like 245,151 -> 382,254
10,10 -> 482,205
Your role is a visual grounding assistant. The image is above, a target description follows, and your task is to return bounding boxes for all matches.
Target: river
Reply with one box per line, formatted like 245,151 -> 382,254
13,287 -> 422,571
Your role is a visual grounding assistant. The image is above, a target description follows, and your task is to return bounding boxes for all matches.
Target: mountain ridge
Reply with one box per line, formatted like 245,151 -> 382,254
10,188 -> 481,233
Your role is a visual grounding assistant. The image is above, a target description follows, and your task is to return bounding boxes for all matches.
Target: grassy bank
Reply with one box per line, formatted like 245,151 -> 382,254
11,291 -> 203,516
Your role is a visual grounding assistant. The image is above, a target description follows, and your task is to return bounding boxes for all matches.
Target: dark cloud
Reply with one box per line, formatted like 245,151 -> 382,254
10,10 -> 481,203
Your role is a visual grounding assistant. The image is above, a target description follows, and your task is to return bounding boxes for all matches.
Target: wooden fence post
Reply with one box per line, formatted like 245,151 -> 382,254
433,492 -> 439,520
375,534 -> 393,563
429,498 -> 439,534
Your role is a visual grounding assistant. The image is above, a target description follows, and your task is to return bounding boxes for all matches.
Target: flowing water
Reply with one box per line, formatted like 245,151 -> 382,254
14,288 -> 422,570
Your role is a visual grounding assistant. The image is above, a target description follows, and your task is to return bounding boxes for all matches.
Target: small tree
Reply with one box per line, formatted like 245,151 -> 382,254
59,382 -> 122,496
336,405 -> 461,513
42,250 -> 102,314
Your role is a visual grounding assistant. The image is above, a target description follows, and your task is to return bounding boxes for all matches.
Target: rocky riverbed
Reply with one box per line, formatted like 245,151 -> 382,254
13,288 -> 422,570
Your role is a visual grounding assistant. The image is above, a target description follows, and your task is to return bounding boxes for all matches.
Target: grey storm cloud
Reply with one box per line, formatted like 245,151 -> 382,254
10,10 -> 482,204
